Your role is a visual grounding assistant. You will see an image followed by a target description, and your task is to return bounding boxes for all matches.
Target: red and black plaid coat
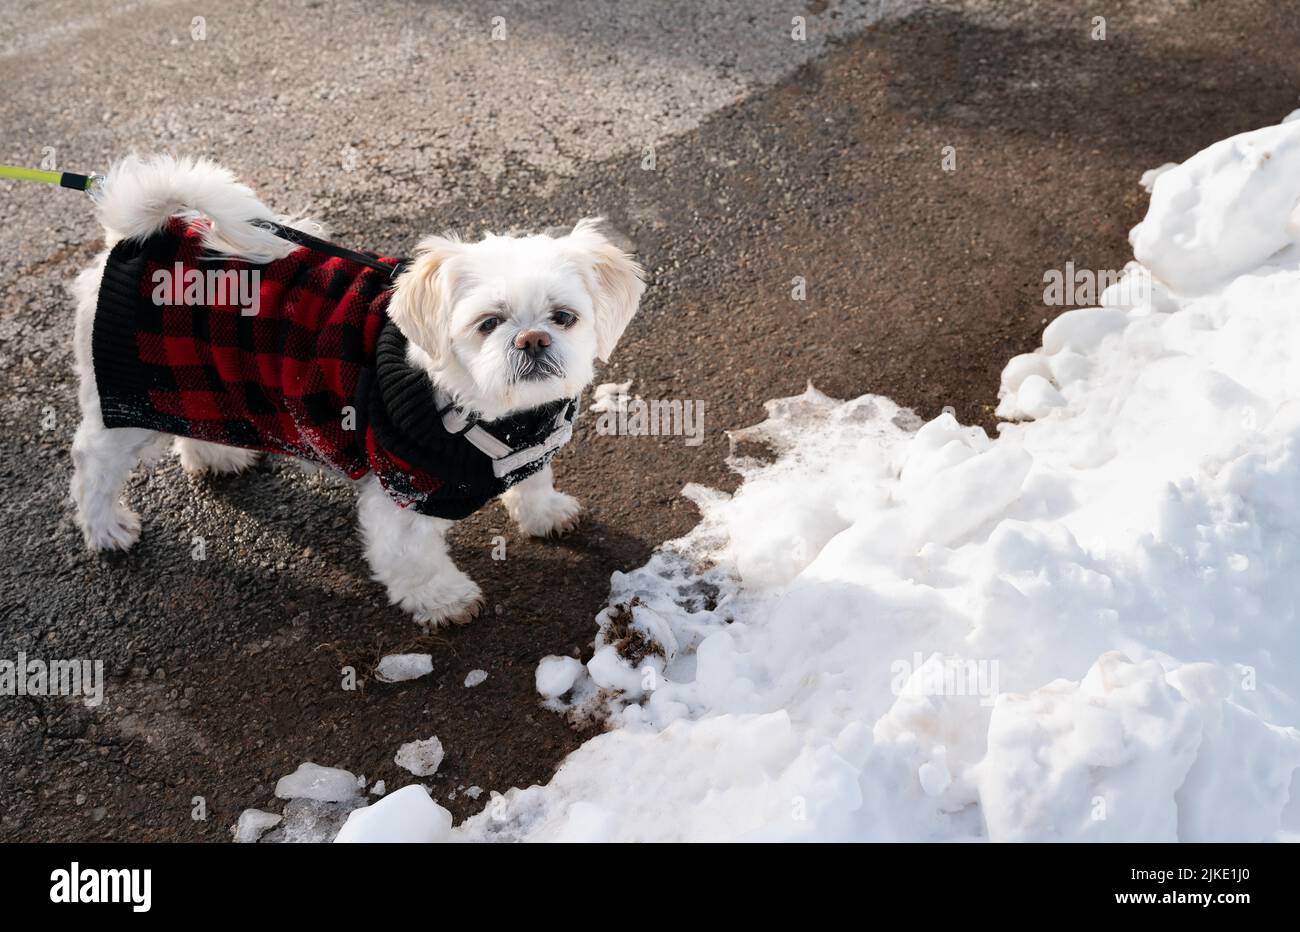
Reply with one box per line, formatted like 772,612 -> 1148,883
92,218 -> 573,519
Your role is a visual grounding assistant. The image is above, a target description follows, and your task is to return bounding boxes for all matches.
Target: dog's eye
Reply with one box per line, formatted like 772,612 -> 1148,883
478,316 -> 502,334
550,309 -> 576,328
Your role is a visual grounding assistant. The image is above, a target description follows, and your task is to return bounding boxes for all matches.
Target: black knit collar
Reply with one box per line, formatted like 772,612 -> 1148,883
365,320 -> 576,513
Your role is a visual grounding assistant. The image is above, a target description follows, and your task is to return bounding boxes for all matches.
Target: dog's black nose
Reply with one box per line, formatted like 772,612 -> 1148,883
514,329 -> 552,356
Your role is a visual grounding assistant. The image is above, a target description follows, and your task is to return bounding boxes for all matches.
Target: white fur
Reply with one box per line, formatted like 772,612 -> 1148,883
500,465 -> 582,538
387,218 -> 645,421
95,154 -> 297,261
174,438 -> 260,477
357,477 -> 485,627
69,155 -> 644,627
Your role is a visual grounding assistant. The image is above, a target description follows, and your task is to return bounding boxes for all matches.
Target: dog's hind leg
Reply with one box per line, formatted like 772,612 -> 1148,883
68,251 -> 172,552
174,438 -> 260,476
71,415 -> 165,552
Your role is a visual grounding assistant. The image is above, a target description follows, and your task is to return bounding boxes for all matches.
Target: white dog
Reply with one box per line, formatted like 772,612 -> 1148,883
69,155 -> 644,627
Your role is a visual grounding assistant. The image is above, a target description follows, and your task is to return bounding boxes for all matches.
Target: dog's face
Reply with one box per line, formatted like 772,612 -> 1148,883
388,219 -> 645,421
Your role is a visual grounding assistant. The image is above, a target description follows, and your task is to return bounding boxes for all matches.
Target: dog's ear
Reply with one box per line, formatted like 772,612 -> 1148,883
566,218 -> 646,362
387,235 -> 463,367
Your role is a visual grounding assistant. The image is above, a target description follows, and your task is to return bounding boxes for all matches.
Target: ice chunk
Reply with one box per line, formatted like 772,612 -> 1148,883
395,736 -> 445,776
274,762 -> 362,802
267,797 -> 366,843
375,653 -> 433,683
230,808 -> 281,843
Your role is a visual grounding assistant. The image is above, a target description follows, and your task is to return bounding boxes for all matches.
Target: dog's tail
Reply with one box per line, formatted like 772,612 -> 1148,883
96,154 -> 296,262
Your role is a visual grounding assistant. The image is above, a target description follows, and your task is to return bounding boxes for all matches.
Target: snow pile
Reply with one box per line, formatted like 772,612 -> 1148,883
451,118 -> 1300,842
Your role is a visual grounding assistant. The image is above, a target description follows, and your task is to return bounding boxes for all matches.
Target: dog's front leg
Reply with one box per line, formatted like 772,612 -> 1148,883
500,464 -> 581,538
357,477 -> 484,628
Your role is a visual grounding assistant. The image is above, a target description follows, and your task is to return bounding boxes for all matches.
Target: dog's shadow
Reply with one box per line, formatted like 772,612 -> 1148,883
190,454 -> 660,631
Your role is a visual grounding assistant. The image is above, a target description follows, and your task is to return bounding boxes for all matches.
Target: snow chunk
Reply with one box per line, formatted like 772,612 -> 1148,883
375,653 -> 433,683
535,656 -> 584,699
335,785 -> 453,843
230,808 -> 281,843
274,762 -> 362,802
976,654 -> 1201,841
395,736 -> 445,776
917,761 -> 952,798
1000,352 -> 1052,394
1167,664 -> 1300,841
1015,374 -> 1066,419
589,380 -> 632,414
1139,162 -> 1178,193
1131,120 -> 1300,295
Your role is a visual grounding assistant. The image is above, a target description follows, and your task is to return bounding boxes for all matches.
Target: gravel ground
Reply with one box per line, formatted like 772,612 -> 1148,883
2,0 -> 1298,840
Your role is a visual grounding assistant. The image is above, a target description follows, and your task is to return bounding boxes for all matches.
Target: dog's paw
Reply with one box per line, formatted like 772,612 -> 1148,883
506,490 -> 582,539
390,572 -> 485,630
175,438 -> 260,477
82,507 -> 142,552
434,590 -> 487,629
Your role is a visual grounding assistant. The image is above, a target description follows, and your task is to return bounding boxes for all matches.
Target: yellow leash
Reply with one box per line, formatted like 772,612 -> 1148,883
0,163 -> 103,196
0,162 -> 401,273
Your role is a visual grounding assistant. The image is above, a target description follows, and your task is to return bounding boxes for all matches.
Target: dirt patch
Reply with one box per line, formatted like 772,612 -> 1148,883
600,599 -> 665,668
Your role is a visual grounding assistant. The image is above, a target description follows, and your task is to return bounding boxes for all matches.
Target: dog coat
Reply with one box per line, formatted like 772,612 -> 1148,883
92,217 -> 576,520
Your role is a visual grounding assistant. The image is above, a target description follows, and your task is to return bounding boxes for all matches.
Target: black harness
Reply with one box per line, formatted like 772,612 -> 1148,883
363,321 -> 578,520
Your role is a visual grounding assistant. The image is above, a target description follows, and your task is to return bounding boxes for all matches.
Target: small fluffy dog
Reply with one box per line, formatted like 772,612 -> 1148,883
70,155 -> 644,626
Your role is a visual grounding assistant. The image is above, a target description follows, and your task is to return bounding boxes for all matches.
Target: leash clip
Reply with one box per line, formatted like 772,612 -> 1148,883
84,173 -> 106,204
